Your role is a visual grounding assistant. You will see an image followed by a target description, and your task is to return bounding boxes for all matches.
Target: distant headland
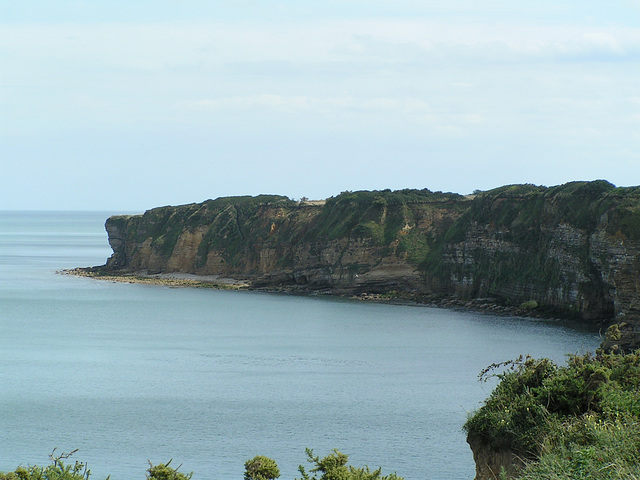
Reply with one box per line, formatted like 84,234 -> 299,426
71,180 -> 640,350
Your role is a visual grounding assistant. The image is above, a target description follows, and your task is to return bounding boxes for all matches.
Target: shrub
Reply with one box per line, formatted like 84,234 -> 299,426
464,356 -> 558,454
146,460 -> 192,480
518,413 -> 640,480
466,351 -> 640,479
0,450 -> 91,480
244,456 -> 280,480
3,450 -> 403,480
296,449 -> 403,480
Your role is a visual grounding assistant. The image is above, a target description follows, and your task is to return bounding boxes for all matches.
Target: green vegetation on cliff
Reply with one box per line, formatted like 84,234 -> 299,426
420,180 -> 640,319
464,351 -> 640,479
306,189 -> 462,242
118,195 -> 294,262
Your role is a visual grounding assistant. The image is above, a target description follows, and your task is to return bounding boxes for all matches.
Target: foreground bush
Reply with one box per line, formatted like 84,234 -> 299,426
244,456 -> 280,480
465,351 -> 640,479
297,449 -> 403,480
146,460 -> 192,480
0,450 -> 91,480
2,450 -> 400,480
0,452 -> 192,480
518,414 -> 640,480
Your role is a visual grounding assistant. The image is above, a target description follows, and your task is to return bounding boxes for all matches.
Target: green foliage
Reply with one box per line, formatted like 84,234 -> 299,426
465,356 -> 558,454
517,414 -> 640,480
395,229 -> 430,264
296,449 -> 403,480
3,450 -> 403,480
244,456 -> 280,480
519,300 -> 538,310
146,460 -> 192,480
0,454 -> 198,480
0,450 -> 93,480
307,189 -> 461,243
466,351 -> 640,479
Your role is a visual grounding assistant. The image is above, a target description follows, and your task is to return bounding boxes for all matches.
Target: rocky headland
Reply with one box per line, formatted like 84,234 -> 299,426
81,181 -> 639,339
71,180 -> 640,480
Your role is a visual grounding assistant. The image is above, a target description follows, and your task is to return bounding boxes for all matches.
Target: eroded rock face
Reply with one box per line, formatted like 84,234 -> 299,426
100,183 -> 640,337
437,219 -> 615,319
467,434 -> 526,480
103,191 -> 463,295
590,230 -> 640,322
104,215 -> 130,269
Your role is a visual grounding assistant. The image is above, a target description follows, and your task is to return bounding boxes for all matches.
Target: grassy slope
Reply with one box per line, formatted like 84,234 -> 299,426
464,351 -> 640,479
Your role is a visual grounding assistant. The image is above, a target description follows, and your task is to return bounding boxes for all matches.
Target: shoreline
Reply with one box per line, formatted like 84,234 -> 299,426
59,268 -> 250,290
60,268 -> 606,333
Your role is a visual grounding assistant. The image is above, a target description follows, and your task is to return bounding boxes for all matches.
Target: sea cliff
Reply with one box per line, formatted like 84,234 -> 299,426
96,181 -> 640,336
80,180 -> 640,480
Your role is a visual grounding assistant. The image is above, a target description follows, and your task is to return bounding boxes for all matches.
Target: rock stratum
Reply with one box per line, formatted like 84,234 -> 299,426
98,181 -> 640,339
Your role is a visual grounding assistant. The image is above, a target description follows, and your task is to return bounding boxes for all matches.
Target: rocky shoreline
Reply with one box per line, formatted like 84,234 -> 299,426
59,267 -> 249,290
61,267 -> 599,331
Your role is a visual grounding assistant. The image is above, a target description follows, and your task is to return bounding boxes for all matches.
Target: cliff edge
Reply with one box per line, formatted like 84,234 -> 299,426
99,181 -> 640,336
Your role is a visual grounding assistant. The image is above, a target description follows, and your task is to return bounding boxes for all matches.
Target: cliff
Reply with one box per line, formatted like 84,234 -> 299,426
104,190 -> 465,293
100,181 -> 640,333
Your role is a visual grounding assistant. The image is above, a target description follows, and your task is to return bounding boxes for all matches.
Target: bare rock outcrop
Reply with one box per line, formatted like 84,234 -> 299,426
467,434 -> 526,480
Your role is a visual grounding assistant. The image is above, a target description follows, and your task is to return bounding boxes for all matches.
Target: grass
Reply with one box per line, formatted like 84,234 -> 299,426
465,350 -> 640,479
518,414 -> 640,480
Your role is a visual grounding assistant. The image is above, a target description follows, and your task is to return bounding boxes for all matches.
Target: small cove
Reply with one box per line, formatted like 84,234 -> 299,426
0,212 -> 601,480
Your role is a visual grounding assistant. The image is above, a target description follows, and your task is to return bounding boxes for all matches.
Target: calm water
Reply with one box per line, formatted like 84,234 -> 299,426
0,211 -> 601,480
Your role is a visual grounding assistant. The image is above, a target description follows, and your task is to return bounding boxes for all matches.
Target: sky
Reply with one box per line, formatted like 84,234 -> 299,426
1,1 -> 640,211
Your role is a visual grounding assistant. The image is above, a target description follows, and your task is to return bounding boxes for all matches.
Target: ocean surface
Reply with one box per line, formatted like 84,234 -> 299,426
0,211 -> 601,480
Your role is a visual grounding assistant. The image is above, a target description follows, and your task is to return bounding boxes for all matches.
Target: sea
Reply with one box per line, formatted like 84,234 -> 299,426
0,211 -> 601,480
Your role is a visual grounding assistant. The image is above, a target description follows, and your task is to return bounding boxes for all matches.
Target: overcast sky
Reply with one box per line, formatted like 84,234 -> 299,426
2,1 -> 639,211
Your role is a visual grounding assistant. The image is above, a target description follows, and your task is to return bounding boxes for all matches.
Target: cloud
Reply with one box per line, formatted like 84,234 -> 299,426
2,17 -> 639,152
176,94 -> 489,142
2,3 -> 640,210
182,95 -> 432,114
3,19 -> 640,71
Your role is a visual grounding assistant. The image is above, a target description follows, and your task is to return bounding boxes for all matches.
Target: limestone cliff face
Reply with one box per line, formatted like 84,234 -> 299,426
104,191 -> 465,295
102,182 -> 640,330
424,181 -> 640,326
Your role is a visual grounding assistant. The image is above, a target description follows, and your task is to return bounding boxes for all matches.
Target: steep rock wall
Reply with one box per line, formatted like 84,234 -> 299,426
422,181 -> 640,324
104,191 -> 464,295
102,182 -> 640,330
